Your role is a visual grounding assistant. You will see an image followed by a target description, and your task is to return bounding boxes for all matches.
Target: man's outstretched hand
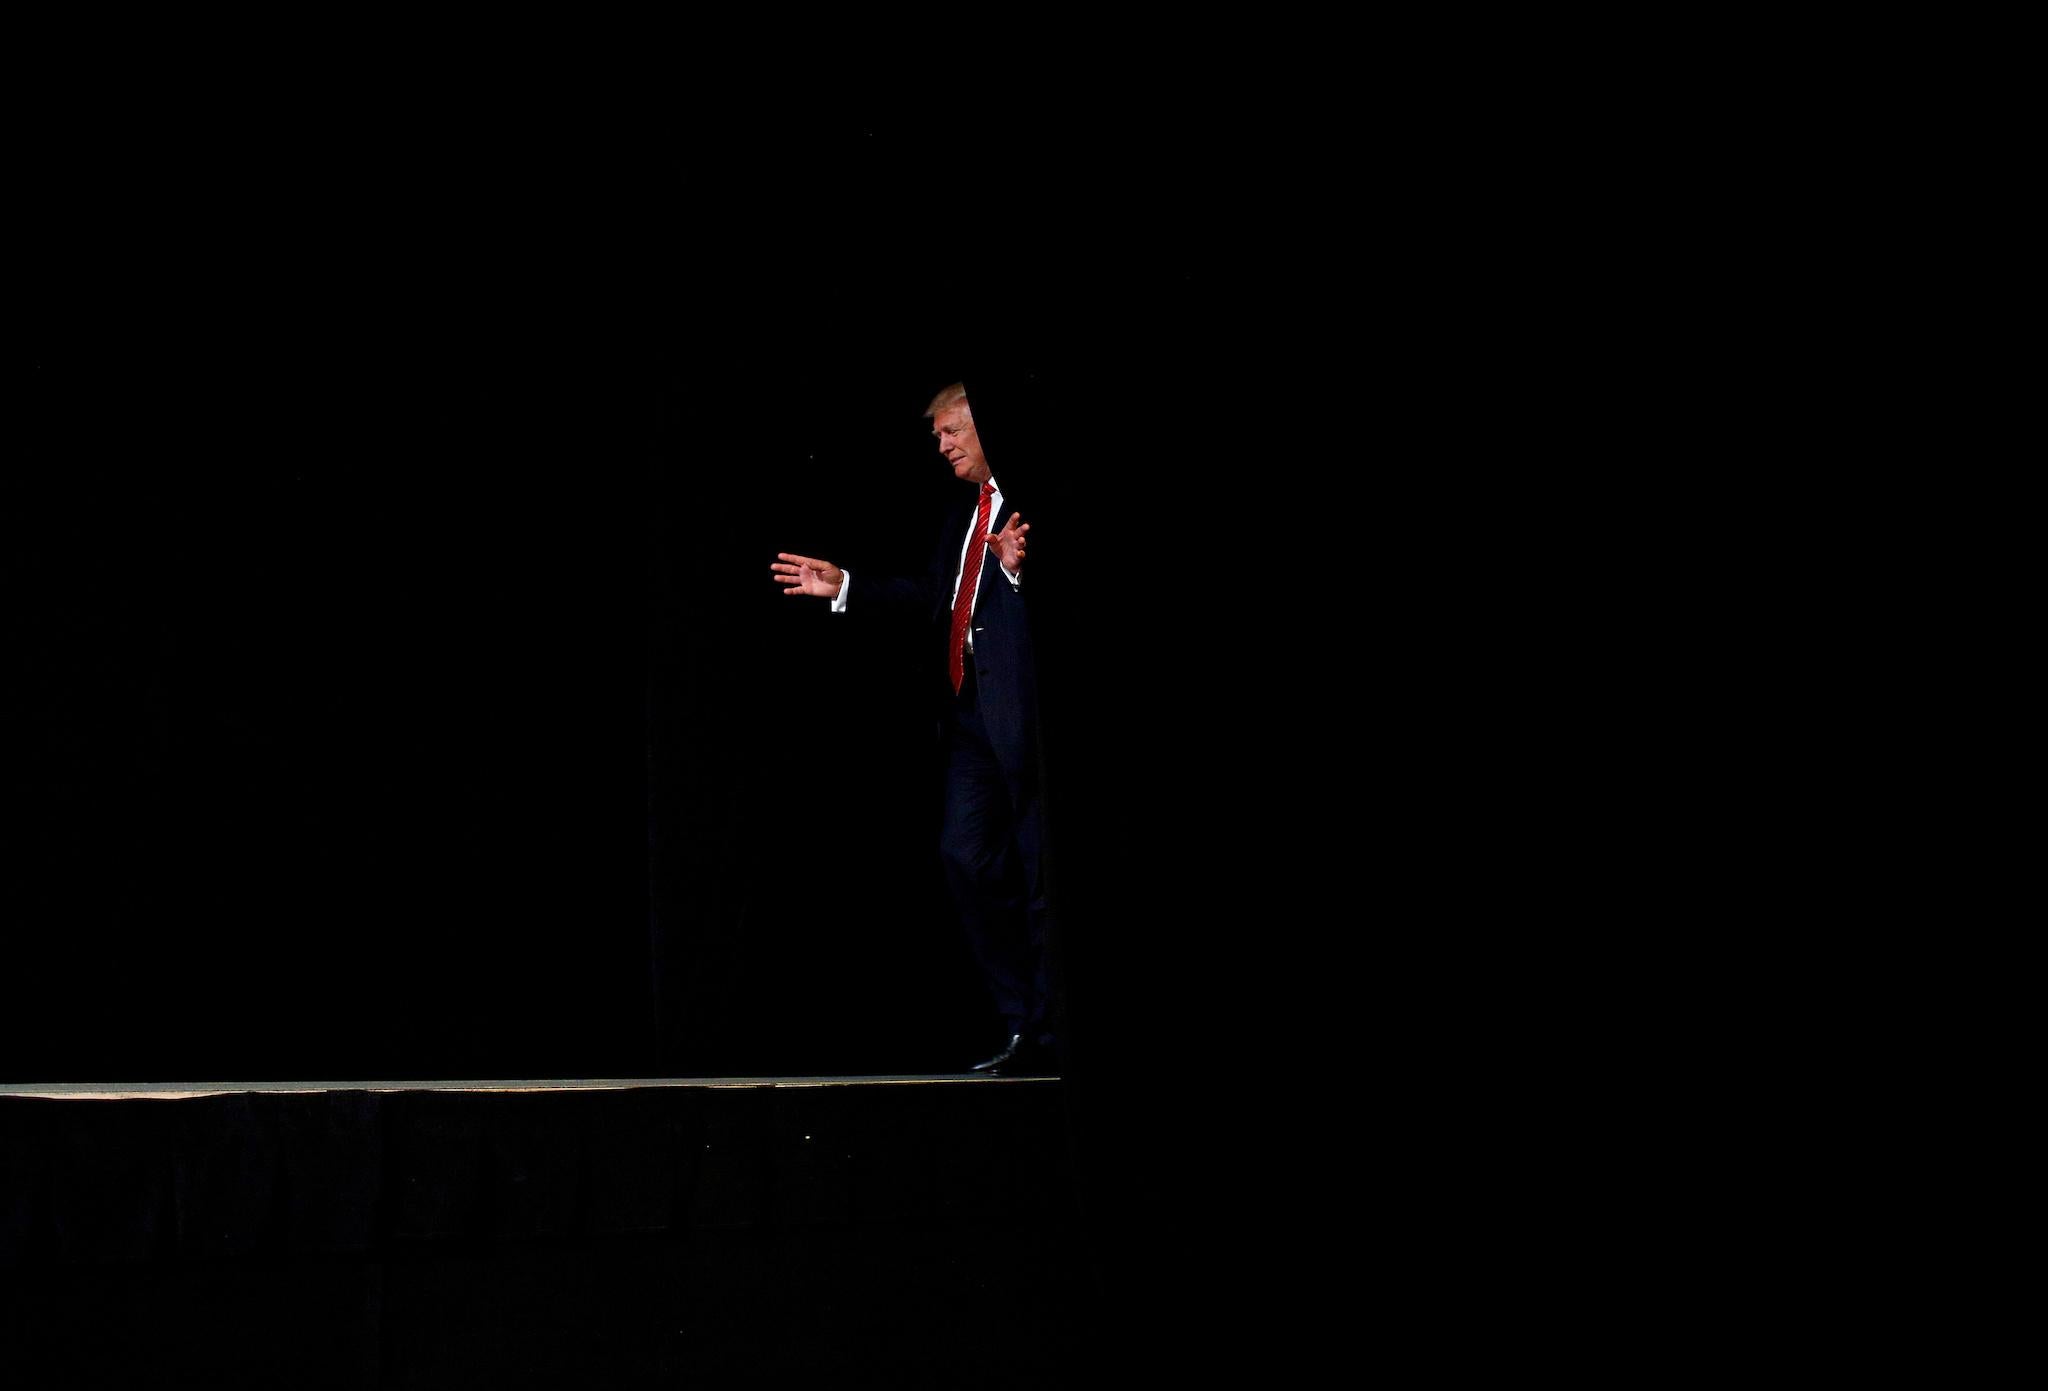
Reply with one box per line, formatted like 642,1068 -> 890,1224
771,553 -> 846,598
989,513 -> 1030,573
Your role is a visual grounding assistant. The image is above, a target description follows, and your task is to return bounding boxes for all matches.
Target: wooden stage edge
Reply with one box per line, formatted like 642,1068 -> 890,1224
0,1074 -> 1060,1102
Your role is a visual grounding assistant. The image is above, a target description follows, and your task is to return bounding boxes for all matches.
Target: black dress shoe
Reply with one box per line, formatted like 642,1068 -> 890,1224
970,1035 -> 1056,1076
970,1034 -> 1024,1073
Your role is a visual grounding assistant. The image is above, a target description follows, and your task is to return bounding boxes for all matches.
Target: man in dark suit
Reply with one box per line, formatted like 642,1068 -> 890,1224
770,382 -> 1051,1075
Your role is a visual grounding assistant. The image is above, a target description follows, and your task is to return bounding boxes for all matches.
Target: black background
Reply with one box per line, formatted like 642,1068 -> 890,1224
9,118 -> 1295,1364
8,103 -> 1650,1375
9,116 -> 1258,1086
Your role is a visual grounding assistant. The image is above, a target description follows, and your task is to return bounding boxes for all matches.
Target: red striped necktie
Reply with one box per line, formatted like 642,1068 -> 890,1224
948,481 -> 996,694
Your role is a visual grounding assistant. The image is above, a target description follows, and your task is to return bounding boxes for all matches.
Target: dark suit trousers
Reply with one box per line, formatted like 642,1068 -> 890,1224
939,662 -> 1049,1046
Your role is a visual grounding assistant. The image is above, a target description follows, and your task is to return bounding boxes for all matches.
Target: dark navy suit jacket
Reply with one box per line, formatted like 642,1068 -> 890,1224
861,483 -> 1039,801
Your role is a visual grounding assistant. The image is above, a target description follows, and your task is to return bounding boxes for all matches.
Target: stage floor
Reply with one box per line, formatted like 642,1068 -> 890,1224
0,1073 -> 1057,1100
1,1066 -> 1086,1387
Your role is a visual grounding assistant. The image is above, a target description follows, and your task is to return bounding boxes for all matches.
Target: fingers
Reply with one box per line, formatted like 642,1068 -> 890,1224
986,514 -> 1030,554
771,551 -> 840,597
771,555 -> 837,586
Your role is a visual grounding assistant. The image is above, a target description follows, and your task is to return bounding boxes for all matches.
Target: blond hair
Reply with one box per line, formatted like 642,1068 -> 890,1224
923,382 -> 971,419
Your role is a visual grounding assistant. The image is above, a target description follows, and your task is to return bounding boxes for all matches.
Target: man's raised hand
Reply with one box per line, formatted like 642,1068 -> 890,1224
988,513 -> 1030,574
771,553 -> 846,598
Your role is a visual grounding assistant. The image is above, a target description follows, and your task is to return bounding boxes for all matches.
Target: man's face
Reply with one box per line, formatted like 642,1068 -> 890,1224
932,404 -> 991,485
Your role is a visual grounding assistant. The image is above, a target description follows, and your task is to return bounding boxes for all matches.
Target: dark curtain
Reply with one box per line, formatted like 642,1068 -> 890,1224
9,119 -> 1229,1087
